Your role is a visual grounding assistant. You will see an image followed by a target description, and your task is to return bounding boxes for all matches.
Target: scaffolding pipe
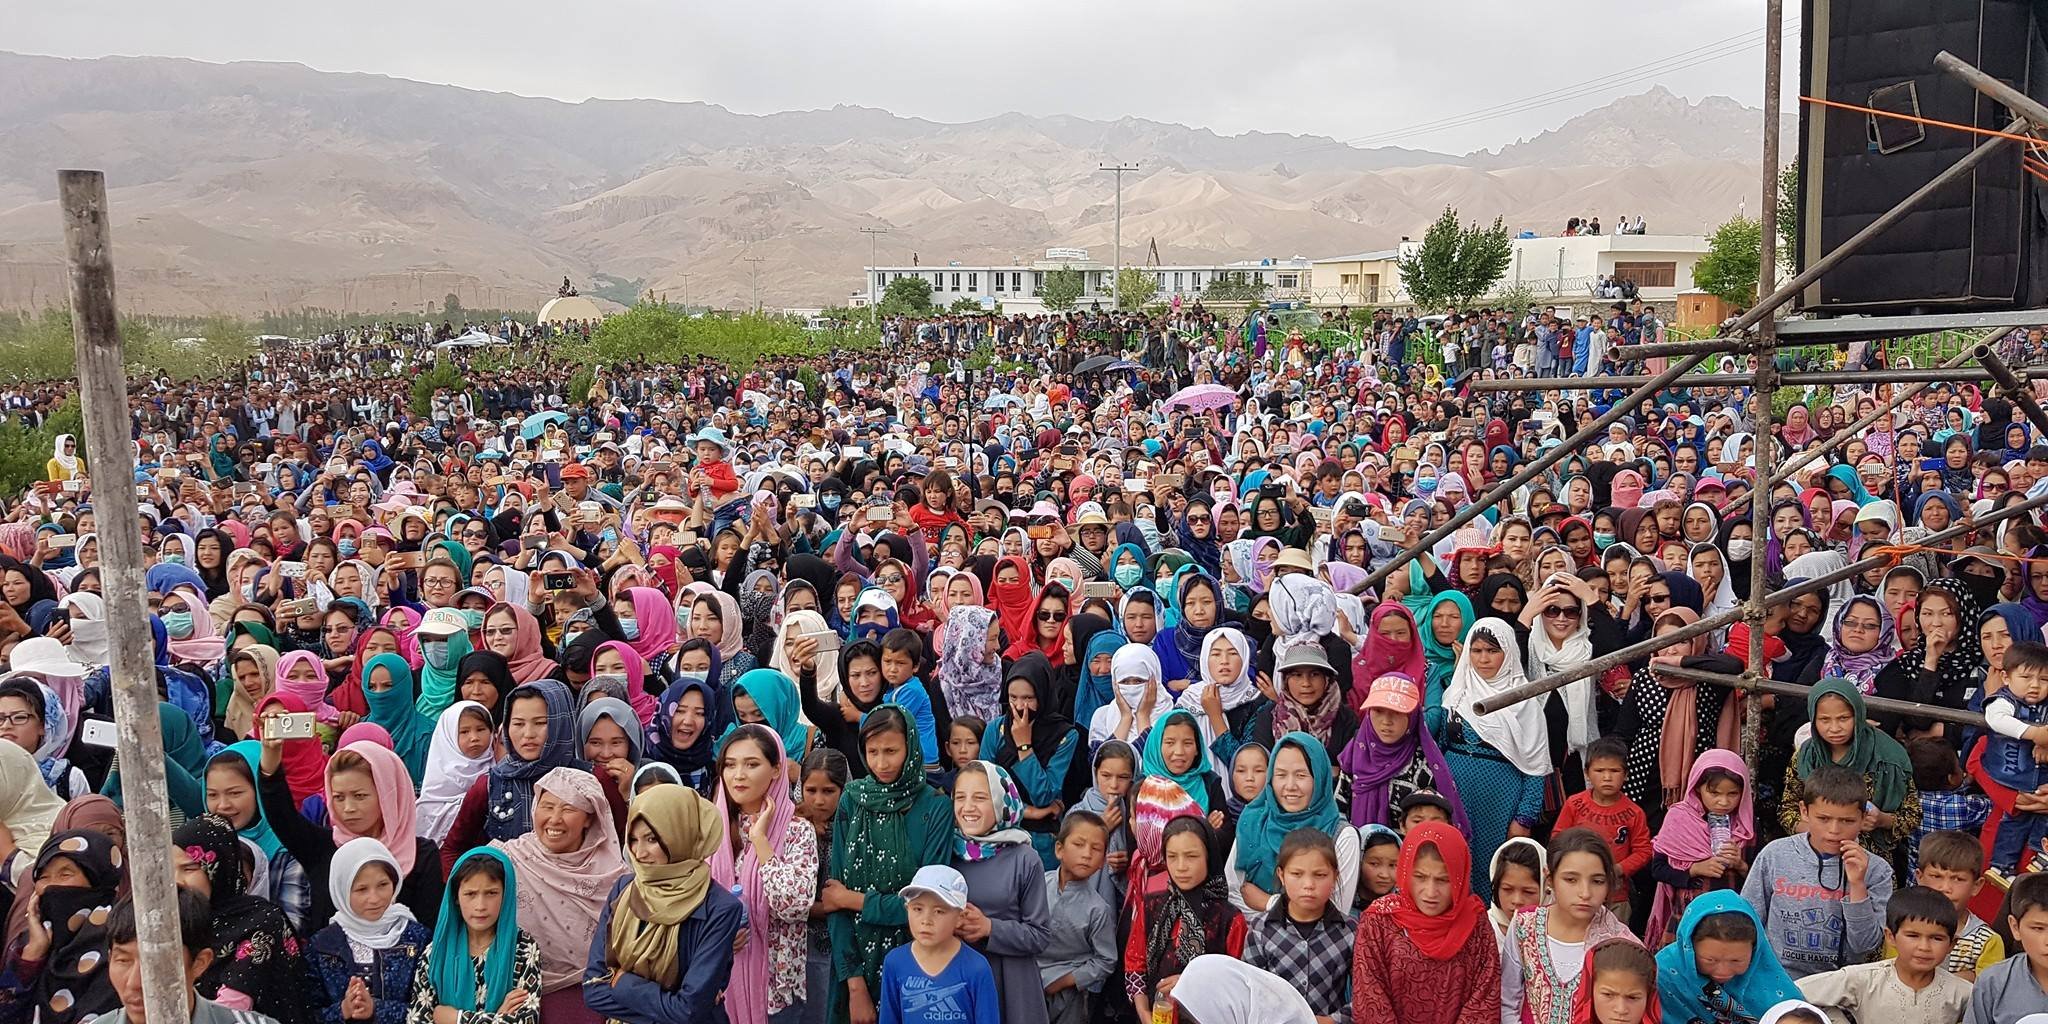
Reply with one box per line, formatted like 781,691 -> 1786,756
1472,488 -> 2048,713
1613,336 -> 1758,361
1978,345 -> 2048,439
1467,364 -> 2048,392
1650,663 -> 1988,730
1745,0 -> 1784,764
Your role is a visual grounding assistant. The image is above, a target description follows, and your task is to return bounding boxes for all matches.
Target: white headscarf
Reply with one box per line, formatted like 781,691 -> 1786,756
50,434 -> 78,475
1178,626 -> 1258,716
1169,955 -> 1318,1024
1758,1001 -> 1832,1024
1267,573 -> 1335,649
416,702 -> 497,843
328,837 -> 419,949
1095,642 -> 1173,744
0,742 -> 63,888
1523,596 -> 1597,756
771,609 -> 841,702
1444,617 -> 1551,775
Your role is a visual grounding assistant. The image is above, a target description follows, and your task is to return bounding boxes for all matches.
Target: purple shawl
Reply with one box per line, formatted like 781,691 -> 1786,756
1336,679 -> 1471,836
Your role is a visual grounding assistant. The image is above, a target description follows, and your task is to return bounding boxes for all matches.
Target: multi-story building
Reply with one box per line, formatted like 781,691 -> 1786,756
862,248 -> 1314,314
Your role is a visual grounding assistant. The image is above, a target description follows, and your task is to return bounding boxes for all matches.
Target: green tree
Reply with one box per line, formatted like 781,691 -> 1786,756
1694,215 -> 1763,306
879,276 -> 934,317
0,398 -> 83,496
1114,267 -> 1159,310
1776,165 -> 1798,272
409,362 -> 468,417
1040,266 -> 1085,312
1201,272 -> 1269,303
1396,206 -> 1514,310
947,296 -> 986,315
442,293 -> 461,319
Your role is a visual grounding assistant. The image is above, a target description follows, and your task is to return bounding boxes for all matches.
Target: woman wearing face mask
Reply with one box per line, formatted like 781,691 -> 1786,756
411,609 -> 474,721
258,736 -> 443,933
157,583 -> 225,671
357,651 -> 436,784
613,585 -> 681,681
439,679 -> 628,866
590,639 -> 661,727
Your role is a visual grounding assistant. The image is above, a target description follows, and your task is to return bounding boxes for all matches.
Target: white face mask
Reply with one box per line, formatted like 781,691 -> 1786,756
1727,539 -> 1755,561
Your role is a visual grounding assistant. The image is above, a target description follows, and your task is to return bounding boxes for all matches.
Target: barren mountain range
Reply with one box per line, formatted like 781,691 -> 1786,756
0,51 -> 1791,316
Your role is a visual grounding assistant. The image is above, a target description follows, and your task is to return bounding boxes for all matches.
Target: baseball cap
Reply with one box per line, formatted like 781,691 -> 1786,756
559,463 -> 592,480
1275,643 -> 1333,675
1397,790 -> 1455,820
416,607 -> 469,638
897,864 -> 969,910
1363,673 -> 1422,715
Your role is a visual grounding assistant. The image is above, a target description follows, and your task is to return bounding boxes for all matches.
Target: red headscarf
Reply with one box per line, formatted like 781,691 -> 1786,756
1004,581 -> 1070,665
253,692 -> 331,803
1566,937 -> 1662,1024
987,554 -> 1037,647
1353,602 -> 1427,697
1368,821 -> 1484,961
646,545 -> 682,594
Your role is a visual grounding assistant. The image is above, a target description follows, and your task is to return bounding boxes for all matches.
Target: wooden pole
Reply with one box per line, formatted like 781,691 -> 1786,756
57,169 -> 191,1024
1744,0 -> 1784,766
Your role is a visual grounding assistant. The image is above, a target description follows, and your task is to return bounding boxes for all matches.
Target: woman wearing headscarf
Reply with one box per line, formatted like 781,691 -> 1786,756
1123,811 -> 1241,1022
358,651 -> 433,783
1226,731 -> 1358,914
1353,602 -> 1427,706
981,651 -> 1089,868
1436,617 -> 1549,891
252,692 -> 330,808
1615,606 -> 1737,818
0,739 -> 62,892
1872,576 -> 1983,739
1778,679 -> 1919,860
1155,572 -> 1225,697
442,679 -> 627,866
579,696 -> 645,796
938,605 -> 1004,724
1178,627 -> 1267,769
1349,821 -> 1501,1024
1418,590 -> 1475,708
819,705 -> 953,1024
307,837 -> 429,1024
100,701 -> 209,819
494,766 -> 630,1023
591,638 -> 661,728
171,813 -> 315,1024
483,602 -> 556,685
417,701 -> 497,844
1816,595 -> 1899,696
411,847 -> 540,1023
258,735 -> 442,933
203,741 -> 310,932
3,829 -> 125,1024
708,726 -> 817,1024
582,785 -> 746,1024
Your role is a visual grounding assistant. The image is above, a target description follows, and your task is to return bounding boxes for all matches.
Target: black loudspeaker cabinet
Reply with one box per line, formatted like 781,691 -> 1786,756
1797,0 -> 2048,314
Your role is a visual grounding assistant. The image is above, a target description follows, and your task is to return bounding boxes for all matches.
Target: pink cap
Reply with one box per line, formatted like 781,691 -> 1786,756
1362,673 -> 1421,715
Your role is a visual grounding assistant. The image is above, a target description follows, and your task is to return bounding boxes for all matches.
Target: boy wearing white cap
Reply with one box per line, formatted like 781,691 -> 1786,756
879,865 -> 1000,1024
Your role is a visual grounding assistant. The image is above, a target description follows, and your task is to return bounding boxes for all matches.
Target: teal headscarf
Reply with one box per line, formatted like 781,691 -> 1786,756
1824,464 -> 1875,507
416,626 -> 474,720
363,652 -> 434,781
1107,542 -> 1148,590
1655,891 -> 1797,1024
1418,591 -> 1474,703
1073,628 -> 1128,730
208,741 -> 283,858
725,668 -> 811,760
1794,678 -> 1911,811
430,847 -> 521,1012
424,536 -> 475,586
1232,732 -> 1341,892
1139,707 -> 1216,812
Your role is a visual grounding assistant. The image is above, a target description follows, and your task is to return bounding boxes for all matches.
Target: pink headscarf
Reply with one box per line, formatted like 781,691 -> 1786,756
495,766 -> 629,992
624,586 -> 679,664
273,649 -> 339,724
337,721 -> 394,750
709,727 -> 800,1024
327,740 -> 419,874
380,606 -> 423,668
593,640 -> 657,725
1645,748 -> 1753,942
1352,602 -> 1428,698
488,603 -> 556,684
163,585 -> 226,666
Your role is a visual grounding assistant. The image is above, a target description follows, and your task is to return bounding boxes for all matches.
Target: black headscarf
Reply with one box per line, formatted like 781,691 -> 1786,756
1056,612 -> 1113,715
30,830 -> 124,1024
992,651 -> 1076,767
175,814 -> 313,1024
456,649 -> 517,723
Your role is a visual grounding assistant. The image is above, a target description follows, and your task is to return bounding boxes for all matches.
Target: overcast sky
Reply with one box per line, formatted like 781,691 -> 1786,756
13,0 -> 1787,154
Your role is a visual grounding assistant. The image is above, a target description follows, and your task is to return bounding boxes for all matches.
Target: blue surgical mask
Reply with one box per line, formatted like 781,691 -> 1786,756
337,540 -> 358,558
1113,564 -> 1142,588
422,640 -> 452,670
1592,532 -> 1616,551
620,619 -> 641,641
161,612 -> 194,638
675,671 -> 707,686
461,609 -> 484,631
161,554 -> 184,565
821,495 -> 842,511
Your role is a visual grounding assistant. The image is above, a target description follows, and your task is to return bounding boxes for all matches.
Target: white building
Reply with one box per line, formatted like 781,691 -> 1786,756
863,248 -> 1314,314
1308,233 -> 1711,310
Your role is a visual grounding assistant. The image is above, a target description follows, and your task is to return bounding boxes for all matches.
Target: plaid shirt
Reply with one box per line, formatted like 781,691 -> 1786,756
1243,903 -> 1354,1024
1911,785 -> 1993,880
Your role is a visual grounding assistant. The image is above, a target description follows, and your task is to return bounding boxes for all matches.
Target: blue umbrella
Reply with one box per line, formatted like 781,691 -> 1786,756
982,394 -> 1024,410
520,410 -> 567,439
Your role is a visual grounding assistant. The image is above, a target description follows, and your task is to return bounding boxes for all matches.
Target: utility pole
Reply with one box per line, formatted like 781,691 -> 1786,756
744,257 -> 766,314
57,169 -> 191,1024
1099,162 -> 1138,309
859,226 -> 890,329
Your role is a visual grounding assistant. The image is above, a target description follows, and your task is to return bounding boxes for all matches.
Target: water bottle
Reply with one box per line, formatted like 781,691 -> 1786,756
731,883 -> 747,928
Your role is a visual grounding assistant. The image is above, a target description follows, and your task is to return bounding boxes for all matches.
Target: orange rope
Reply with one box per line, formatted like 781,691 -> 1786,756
1802,94 -> 2048,149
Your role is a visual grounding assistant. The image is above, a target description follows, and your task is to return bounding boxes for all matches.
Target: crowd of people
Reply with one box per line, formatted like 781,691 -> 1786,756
3,299 -> 2048,1024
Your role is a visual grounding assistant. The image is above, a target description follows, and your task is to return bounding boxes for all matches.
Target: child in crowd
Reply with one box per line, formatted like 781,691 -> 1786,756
1647,750 -> 1752,949
1243,829 -> 1354,1024
1397,790 -> 1456,833
1902,830 -> 2004,980
410,848 -> 539,1022
1488,836 -> 1547,946
1040,813 -> 1114,1024
878,628 -> 942,774
1552,737 -> 1650,922
1501,828 -> 1632,1024
1225,743 -> 1268,823
1568,937 -> 1661,1024
1907,740 -> 1991,883
1742,765 -> 1895,979
308,838 -> 430,1024
880,865 -> 1000,1024
799,747 -> 849,1024
1071,740 -> 1136,911
1350,821 -> 1502,1023
1964,871 -> 2048,1023
1655,892 -> 1799,1024
1979,640 -> 2048,873
1797,885 -> 1971,1024
1358,825 -> 1401,911
942,715 -> 985,793
1123,814 -> 1243,1022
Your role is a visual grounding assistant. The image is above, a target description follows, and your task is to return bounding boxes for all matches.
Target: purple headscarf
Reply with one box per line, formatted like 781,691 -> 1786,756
1336,671 -> 1471,836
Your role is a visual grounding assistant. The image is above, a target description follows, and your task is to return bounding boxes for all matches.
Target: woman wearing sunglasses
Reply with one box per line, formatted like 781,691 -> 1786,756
1524,572 -> 1626,793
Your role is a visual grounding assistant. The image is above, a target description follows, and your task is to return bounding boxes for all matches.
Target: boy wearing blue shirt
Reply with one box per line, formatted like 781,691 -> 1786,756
880,865 -> 1000,1024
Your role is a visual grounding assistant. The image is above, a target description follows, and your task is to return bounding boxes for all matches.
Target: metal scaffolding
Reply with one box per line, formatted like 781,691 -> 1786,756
1417,32 -> 2048,747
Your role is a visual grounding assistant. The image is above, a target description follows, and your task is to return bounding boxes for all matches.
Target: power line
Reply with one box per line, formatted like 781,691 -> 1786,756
1280,19 -> 1800,158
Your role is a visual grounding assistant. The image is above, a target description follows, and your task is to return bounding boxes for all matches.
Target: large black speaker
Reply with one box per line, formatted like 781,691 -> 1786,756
1797,0 -> 2048,314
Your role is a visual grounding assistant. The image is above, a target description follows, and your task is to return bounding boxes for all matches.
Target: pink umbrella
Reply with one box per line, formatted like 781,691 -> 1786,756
1163,383 -> 1240,411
